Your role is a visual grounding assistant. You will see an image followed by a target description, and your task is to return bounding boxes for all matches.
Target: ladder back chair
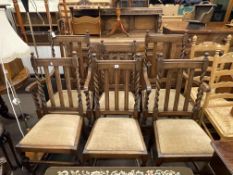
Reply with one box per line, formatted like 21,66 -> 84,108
145,32 -> 186,80
83,54 -> 148,165
203,52 -> 233,140
146,54 -> 214,166
190,35 -> 232,59
189,35 -> 232,105
16,52 -> 86,167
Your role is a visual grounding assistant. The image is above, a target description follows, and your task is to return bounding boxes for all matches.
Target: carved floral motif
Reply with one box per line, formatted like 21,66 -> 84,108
57,169 -> 181,175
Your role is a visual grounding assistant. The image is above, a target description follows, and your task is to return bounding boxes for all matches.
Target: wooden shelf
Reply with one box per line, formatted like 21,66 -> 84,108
13,11 -> 59,43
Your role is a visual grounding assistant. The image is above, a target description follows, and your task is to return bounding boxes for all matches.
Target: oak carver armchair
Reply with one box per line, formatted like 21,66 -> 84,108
16,52 -> 88,169
82,53 -> 149,165
202,52 -> 233,140
143,53 -> 214,166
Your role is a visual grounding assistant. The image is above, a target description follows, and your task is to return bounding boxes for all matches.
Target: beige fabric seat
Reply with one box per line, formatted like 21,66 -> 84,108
47,90 -> 92,113
18,114 -> 82,152
154,119 -> 214,156
99,91 -> 135,111
205,105 -> 233,139
143,89 -> 193,112
84,117 -> 147,155
190,87 -> 228,107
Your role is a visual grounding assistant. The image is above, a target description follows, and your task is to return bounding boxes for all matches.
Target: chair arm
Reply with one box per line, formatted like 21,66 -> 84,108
143,65 -> 152,92
26,68 -> 56,92
84,67 -> 92,92
25,81 -> 38,93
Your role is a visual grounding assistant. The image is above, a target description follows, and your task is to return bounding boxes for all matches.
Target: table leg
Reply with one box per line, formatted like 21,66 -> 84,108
0,96 -> 15,119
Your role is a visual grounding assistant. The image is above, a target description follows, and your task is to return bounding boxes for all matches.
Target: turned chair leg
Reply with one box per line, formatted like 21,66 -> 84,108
155,158 -> 163,166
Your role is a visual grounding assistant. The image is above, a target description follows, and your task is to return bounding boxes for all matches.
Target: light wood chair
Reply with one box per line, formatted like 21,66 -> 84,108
145,32 -> 186,81
190,35 -> 232,60
83,53 -> 149,165
202,52 -> 233,140
16,52 -> 88,168
145,53 -> 214,166
189,35 -> 232,106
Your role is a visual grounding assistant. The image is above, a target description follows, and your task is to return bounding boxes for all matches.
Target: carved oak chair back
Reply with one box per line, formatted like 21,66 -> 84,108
91,54 -> 142,117
152,53 -> 208,120
93,40 -> 140,86
50,34 -> 91,81
95,40 -> 138,60
145,32 -> 186,79
30,51 -> 88,117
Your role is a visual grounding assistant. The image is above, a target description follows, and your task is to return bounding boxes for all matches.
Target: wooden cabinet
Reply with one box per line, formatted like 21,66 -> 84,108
70,8 -> 101,35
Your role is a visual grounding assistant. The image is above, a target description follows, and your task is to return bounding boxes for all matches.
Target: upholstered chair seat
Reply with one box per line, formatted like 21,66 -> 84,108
99,91 -> 135,111
154,119 -> 214,156
47,90 -> 92,113
190,87 -> 228,107
143,89 -> 193,112
205,105 -> 233,139
17,114 -> 83,152
84,117 -> 147,155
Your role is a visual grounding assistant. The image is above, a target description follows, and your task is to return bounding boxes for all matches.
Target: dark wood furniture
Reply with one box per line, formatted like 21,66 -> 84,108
144,54 -> 214,166
163,22 -> 233,36
145,32 -> 185,80
163,22 -> 233,47
95,40 -> 138,60
83,54 -> 149,165
210,140 -> 233,175
51,34 -> 91,82
0,58 -> 30,119
16,52 -> 88,169
60,7 -> 162,35
45,167 -> 194,175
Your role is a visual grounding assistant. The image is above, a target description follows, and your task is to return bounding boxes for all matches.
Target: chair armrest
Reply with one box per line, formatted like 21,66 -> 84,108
25,81 -> 38,93
84,67 -> 92,92
143,65 -> 152,92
